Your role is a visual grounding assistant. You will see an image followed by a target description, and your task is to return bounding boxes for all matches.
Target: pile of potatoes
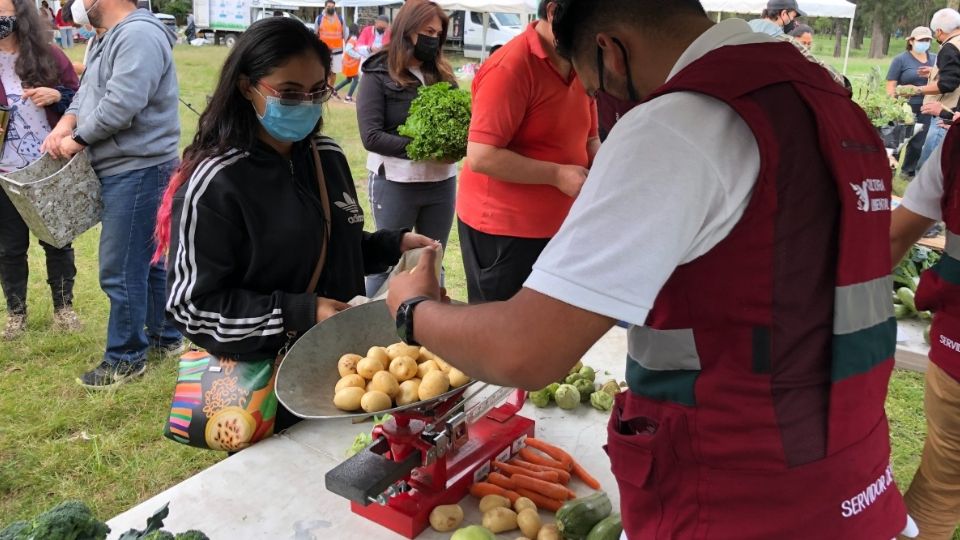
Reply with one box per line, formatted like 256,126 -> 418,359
333,343 -> 471,413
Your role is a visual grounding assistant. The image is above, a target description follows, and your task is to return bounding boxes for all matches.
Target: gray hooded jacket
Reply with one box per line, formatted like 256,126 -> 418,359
68,10 -> 180,177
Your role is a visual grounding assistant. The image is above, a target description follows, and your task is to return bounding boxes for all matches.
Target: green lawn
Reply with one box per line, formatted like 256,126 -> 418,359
0,40 -> 938,531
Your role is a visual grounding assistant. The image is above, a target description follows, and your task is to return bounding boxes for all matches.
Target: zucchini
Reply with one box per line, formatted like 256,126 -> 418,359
924,325 -> 931,345
897,287 -> 917,314
556,491 -> 612,540
586,513 -> 623,540
894,304 -> 910,319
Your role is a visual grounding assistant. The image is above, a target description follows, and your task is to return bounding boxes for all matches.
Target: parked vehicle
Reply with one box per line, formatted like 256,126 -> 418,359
447,10 -> 524,59
192,0 -> 313,48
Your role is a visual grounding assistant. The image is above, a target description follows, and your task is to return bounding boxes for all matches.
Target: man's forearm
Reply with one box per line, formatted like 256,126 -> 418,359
56,113 -> 77,131
468,144 -> 559,187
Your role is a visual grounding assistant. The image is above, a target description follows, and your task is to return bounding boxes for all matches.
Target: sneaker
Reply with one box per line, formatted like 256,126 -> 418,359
151,340 -> 186,358
77,359 -> 147,389
2,313 -> 26,340
53,306 -> 83,333
344,96 -> 354,103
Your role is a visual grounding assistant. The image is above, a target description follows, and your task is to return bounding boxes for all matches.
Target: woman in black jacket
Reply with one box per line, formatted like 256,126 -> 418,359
357,0 -> 458,297
154,18 -> 435,430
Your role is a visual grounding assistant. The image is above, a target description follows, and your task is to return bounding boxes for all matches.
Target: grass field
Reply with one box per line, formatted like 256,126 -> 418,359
0,38 -> 940,532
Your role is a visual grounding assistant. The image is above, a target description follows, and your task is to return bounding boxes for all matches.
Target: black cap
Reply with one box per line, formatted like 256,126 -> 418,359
767,0 -> 806,16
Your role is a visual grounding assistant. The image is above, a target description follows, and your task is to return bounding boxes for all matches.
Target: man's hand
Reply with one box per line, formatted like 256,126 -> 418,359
919,66 -> 933,78
401,233 -> 440,252
56,135 -> 85,159
316,297 -> 350,323
387,245 -> 442,317
23,87 -> 61,108
921,101 -> 945,116
554,164 -> 588,198
41,119 -> 75,158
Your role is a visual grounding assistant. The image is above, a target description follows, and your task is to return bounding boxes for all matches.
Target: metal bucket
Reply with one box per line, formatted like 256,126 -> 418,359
0,151 -> 101,248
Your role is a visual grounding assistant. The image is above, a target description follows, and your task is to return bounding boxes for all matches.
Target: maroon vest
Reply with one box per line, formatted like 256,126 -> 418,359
917,124 -> 960,382
607,43 -> 906,539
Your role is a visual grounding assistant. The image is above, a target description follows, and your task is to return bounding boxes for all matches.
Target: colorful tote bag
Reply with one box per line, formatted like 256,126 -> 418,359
164,352 -> 281,451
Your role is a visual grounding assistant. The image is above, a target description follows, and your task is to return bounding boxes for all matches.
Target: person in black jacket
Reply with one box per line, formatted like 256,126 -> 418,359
916,8 -> 960,170
356,0 -> 458,297
154,18 -> 436,430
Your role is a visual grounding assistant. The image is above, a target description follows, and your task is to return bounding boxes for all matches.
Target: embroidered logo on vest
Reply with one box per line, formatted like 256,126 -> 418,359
850,179 -> 889,212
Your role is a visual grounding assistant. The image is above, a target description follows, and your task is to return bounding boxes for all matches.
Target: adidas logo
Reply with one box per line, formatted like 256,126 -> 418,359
334,192 -> 364,224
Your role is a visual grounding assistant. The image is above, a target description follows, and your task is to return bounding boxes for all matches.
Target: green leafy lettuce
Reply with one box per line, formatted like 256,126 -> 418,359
398,82 -> 471,162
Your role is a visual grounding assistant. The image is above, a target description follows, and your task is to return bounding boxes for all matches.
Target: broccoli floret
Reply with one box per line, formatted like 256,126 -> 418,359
0,520 -> 32,540
29,500 -> 109,540
174,531 -> 210,540
143,532 -> 175,540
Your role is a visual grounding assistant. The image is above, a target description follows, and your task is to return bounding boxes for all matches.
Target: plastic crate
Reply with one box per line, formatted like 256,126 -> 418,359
0,151 -> 101,248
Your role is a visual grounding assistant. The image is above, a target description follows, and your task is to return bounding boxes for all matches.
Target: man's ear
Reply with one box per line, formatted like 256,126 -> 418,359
597,33 -> 628,79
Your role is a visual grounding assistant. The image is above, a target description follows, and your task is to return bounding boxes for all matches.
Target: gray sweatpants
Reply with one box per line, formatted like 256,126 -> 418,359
365,173 -> 456,296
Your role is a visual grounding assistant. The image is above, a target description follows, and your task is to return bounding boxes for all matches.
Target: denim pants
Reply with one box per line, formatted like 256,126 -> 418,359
919,118 -> 948,172
365,173 -> 456,297
59,27 -> 73,48
99,160 -> 180,365
0,187 -> 76,314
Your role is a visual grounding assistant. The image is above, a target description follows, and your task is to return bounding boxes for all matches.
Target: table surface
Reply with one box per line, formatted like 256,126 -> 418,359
106,329 -> 629,540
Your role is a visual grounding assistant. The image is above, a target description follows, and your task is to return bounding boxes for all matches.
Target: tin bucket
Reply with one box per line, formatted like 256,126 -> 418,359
0,151 -> 101,249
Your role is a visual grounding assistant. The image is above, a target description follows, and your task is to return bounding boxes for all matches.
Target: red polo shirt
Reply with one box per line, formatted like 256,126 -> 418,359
457,22 -> 598,239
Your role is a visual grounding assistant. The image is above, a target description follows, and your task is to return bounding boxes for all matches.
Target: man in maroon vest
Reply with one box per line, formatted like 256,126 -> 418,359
387,0 -> 909,537
892,123 -> 960,538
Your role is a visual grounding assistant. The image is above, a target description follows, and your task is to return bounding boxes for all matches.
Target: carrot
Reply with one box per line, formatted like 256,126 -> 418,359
515,488 -> 564,512
486,471 -> 517,490
571,461 -> 602,490
509,458 -> 572,484
525,438 -> 574,470
494,461 -> 559,483
512,473 -> 574,501
519,447 -> 568,471
469,482 -> 521,503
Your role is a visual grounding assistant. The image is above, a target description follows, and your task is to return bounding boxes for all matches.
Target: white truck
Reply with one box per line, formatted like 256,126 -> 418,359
459,10 -> 524,58
192,0 -> 313,48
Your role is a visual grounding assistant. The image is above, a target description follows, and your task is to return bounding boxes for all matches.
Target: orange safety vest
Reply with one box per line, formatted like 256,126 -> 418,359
318,15 -> 344,51
342,37 -> 360,77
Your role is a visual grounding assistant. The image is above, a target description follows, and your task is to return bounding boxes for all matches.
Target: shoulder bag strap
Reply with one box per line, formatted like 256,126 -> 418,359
307,139 -> 332,294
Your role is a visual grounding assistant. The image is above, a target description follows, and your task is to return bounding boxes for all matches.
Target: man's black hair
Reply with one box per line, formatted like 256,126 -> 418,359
789,23 -> 813,38
553,0 -> 706,59
538,0 -> 550,20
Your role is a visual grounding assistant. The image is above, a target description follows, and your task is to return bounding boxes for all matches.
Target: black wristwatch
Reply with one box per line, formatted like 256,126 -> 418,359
396,296 -> 431,346
72,130 -> 88,147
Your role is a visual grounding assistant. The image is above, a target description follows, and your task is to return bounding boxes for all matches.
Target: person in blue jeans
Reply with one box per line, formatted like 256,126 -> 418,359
41,0 -> 181,389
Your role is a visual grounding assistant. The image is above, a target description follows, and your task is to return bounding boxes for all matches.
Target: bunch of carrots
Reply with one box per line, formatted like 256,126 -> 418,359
469,437 -> 601,511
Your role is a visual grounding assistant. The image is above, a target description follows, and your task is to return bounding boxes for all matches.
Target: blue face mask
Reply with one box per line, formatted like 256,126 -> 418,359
914,41 -> 931,54
252,88 -> 323,143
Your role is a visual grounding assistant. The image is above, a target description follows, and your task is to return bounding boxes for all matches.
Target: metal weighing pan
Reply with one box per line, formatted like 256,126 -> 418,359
275,299 -> 476,419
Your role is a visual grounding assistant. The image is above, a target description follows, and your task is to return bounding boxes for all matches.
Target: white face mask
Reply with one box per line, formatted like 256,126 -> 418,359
71,0 -> 98,27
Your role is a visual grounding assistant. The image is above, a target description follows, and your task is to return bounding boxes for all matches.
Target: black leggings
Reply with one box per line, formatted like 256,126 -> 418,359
335,76 -> 359,97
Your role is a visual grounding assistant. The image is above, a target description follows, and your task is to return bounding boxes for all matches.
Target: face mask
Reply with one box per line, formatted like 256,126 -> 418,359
413,34 -> 440,62
71,0 -> 99,27
781,12 -> 797,34
0,17 -> 16,40
914,41 -> 931,53
375,27 -> 385,35
325,7 -> 335,15
252,88 -> 323,143
595,38 -> 640,142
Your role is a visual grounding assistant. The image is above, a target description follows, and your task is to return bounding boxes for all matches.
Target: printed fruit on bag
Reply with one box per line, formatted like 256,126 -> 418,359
205,407 -> 256,451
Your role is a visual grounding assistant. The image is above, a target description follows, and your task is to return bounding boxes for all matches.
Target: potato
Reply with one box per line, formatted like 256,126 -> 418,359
366,380 -> 375,392
448,368 -> 470,388
370,371 -> 400,399
335,374 -> 366,393
387,342 -> 421,361
514,497 -> 537,514
357,357 -> 385,380
479,494 -> 511,514
338,353 -> 362,377
517,509 -> 541,539
417,360 -> 438,379
428,504 -> 464,532
419,370 -> 450,400
366,346 -> 390,368
389,356 -> 418,381
419,347 -> 436,362
333,387 -> 364,411
434,357 -> 452,373
397,379 -> 421,406
482,507 -> 518,534
361,390 -> 392,413
537,524 -> 561,540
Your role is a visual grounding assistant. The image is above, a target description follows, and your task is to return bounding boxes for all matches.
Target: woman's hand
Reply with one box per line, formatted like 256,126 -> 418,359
23,87 -> 61,108
919,66 -> 933,78
401,232 -> 440,252
316,297 -> 350,323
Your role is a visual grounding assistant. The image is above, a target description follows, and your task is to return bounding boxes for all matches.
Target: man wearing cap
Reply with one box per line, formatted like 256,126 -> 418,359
386,0 -> 911,538
748,0 -> 804,37
916,9 -> 960,170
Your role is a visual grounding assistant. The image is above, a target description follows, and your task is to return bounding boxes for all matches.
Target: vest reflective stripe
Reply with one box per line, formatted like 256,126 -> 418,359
627,327 -> 700,371
834,276 -> 895,335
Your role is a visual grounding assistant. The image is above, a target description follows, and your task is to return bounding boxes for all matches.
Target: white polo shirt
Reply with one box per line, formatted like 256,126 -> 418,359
901,142 -> 945,220
524,19 -> 772,326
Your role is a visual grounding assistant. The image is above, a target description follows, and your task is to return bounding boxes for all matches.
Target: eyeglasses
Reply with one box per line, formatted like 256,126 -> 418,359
257,81 -> 333,105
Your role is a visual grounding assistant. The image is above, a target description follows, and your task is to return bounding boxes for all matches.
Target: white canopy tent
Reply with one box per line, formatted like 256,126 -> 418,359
434,0 -> 538,60
699,0 -> 857,75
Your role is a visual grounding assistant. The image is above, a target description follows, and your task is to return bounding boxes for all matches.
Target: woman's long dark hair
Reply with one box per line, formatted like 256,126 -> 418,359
387,0 -> 455,87
153,17 -> 332,262
12,0 -> 59,87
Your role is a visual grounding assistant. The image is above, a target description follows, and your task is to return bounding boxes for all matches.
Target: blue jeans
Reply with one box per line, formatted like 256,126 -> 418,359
919,118 -> 947,172
59,27 -> 73,48
99,160 -> 181,365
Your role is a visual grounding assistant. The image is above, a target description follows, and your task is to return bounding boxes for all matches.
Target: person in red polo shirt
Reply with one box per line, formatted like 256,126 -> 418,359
456,0 -> 599,302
